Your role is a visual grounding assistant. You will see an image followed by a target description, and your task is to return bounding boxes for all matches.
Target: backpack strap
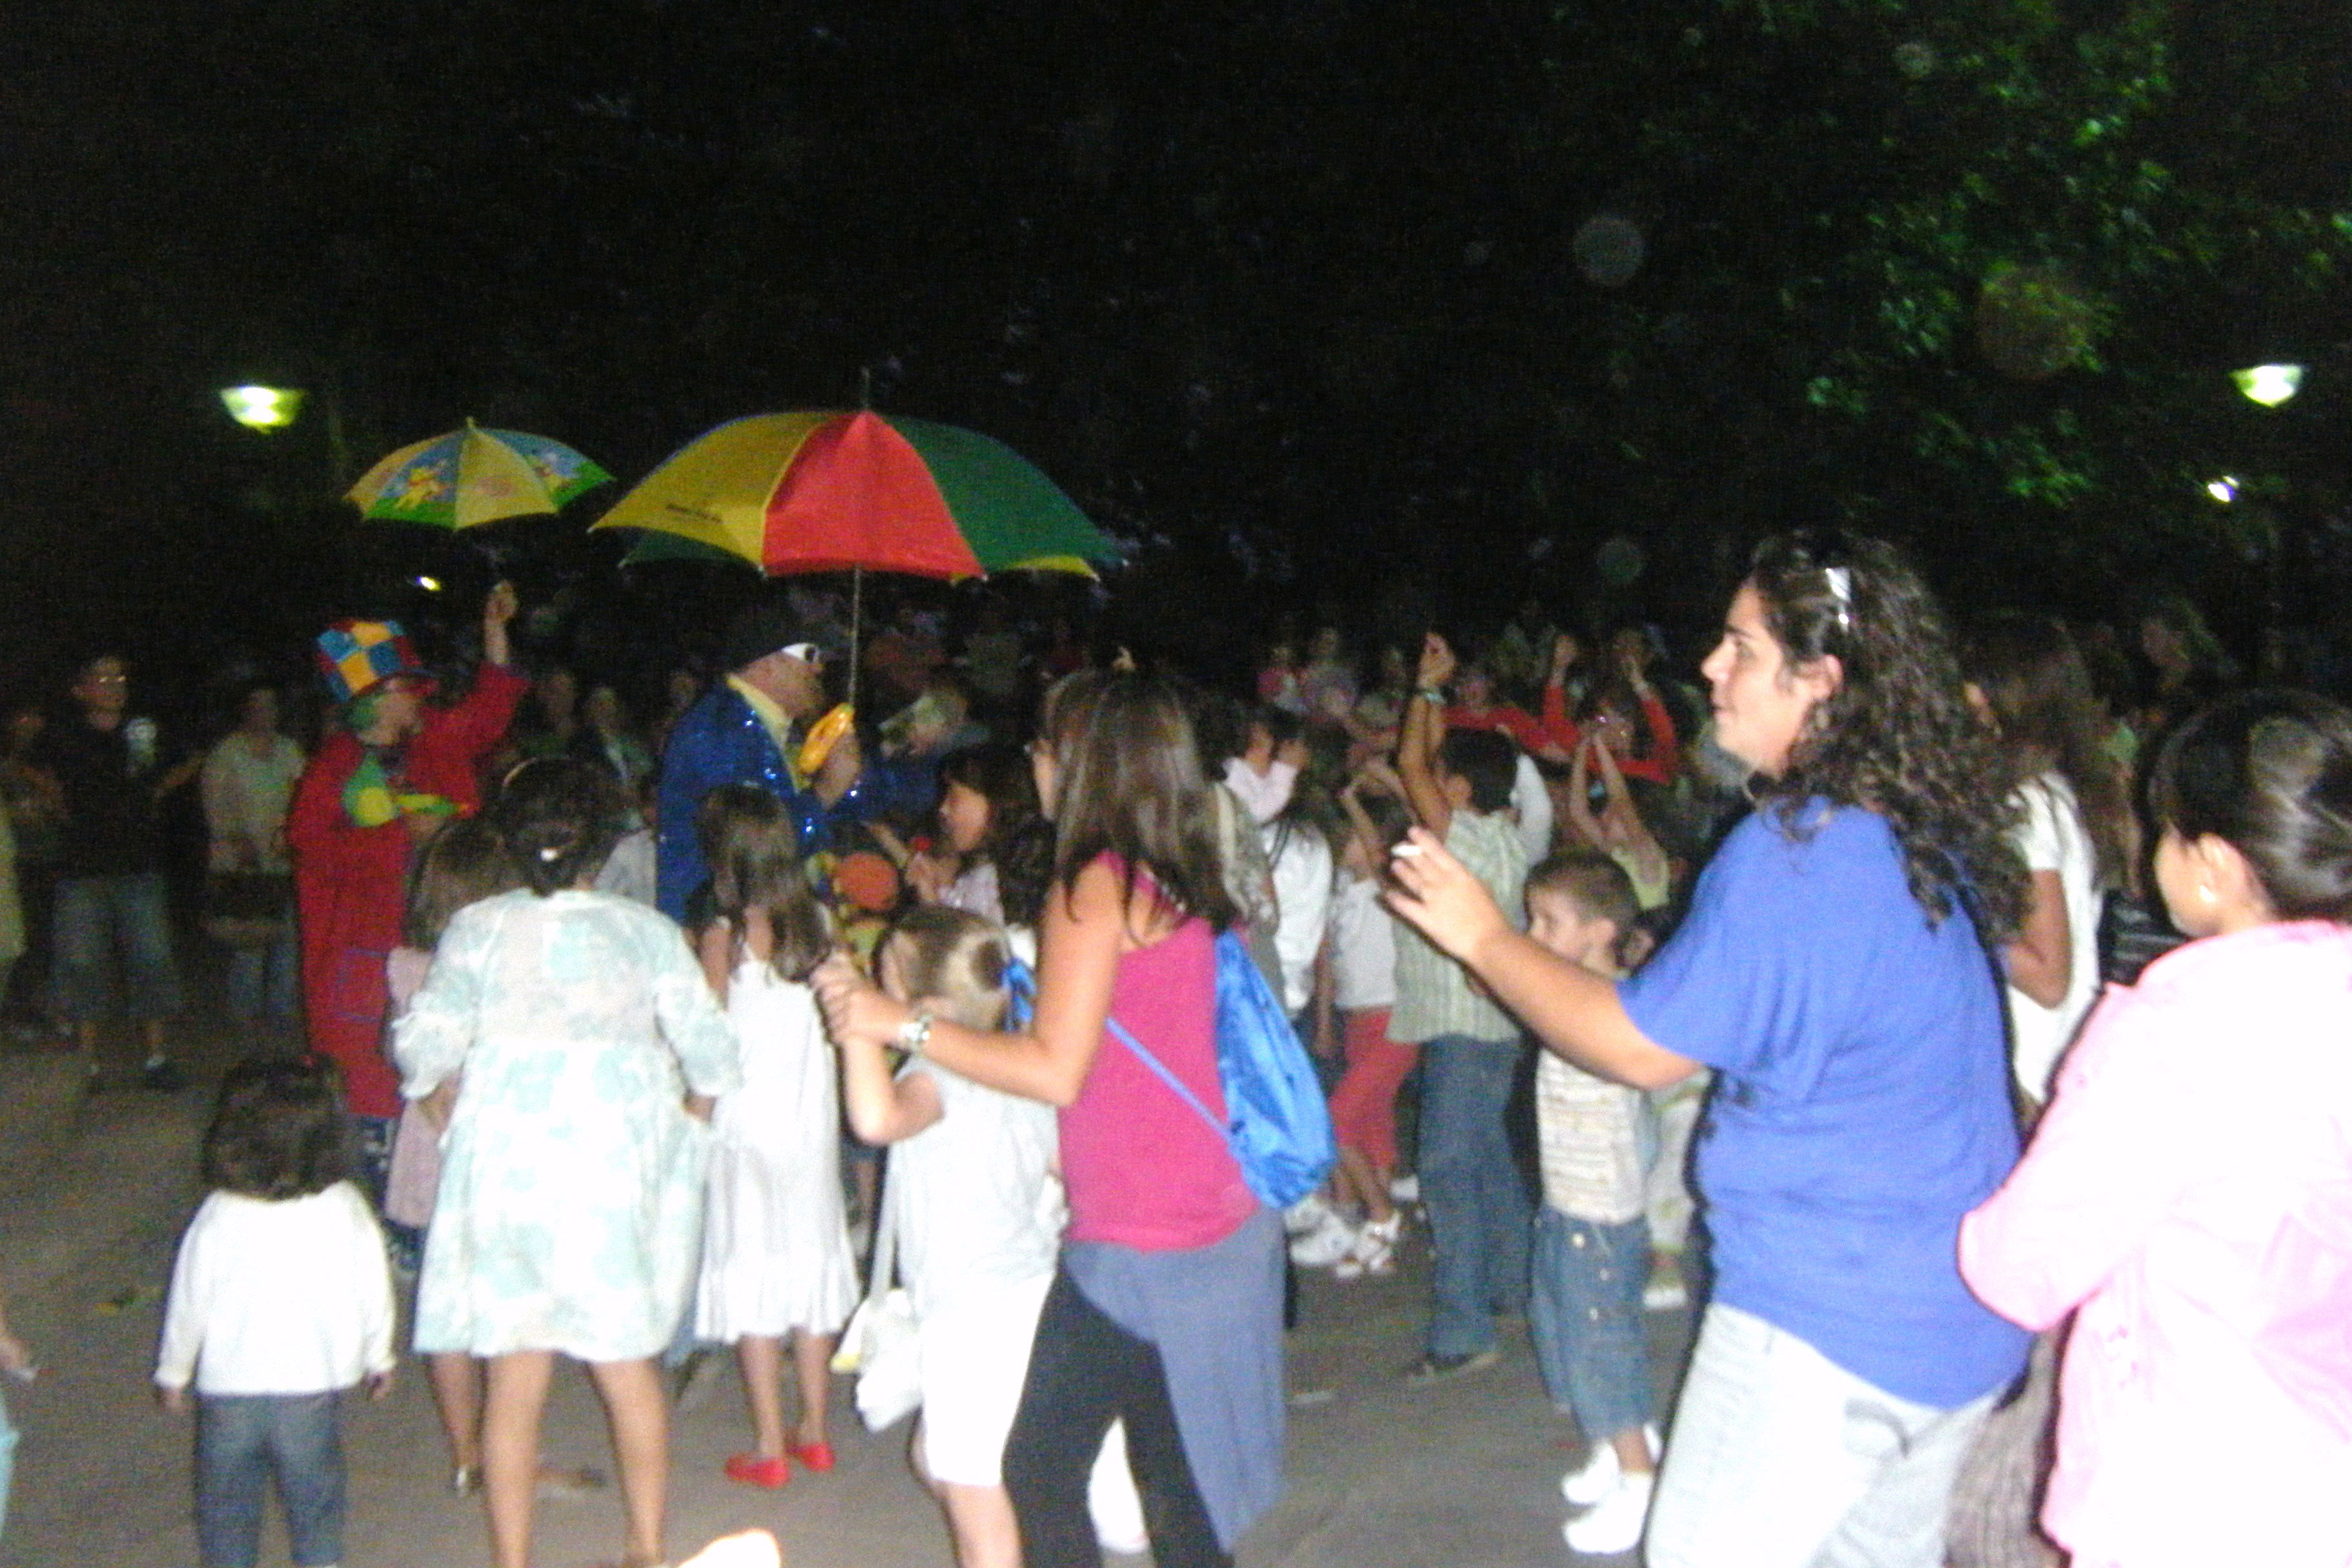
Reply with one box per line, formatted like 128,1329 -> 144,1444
1102,1012 -> 1227,1142
1006,953 -> 1226,1139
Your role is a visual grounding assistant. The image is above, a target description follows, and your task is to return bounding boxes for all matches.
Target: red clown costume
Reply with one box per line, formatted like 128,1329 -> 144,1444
289,616 -> 526,1122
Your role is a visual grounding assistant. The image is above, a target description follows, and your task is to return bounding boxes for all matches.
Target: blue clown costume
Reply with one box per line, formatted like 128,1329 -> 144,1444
655,676 -> 872,923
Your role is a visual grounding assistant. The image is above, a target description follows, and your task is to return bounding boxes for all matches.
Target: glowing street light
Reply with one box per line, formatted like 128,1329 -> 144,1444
2231,364 -> 2303,408
219,384 -> 306,431
2206,476 -> 2239,503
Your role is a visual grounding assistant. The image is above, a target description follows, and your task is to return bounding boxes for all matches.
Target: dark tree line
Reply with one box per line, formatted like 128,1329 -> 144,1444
3,0 -> 2346,671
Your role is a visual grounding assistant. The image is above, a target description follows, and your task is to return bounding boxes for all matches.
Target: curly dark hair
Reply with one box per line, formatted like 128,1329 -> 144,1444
1748,529 -> 2027,939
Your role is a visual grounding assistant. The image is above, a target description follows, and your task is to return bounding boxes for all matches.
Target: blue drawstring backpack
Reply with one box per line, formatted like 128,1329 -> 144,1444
1012,929 -> 1335,1210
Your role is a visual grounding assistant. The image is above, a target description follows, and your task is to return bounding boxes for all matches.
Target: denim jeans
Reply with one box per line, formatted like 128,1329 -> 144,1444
223,930 -> 299,1021
1646,1304 -> 1995,1568
1418,1035 -> 1533,1358
1531,1206 -> 1654,1442
52,872 -> 180,1024
195,1391 -> 346,1568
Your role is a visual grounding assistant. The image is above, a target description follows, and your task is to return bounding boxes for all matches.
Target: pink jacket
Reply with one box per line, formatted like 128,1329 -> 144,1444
1959,921 -> 2352,1568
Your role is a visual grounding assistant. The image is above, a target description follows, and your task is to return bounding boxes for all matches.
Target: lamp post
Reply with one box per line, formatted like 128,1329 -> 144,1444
2233,363 -> 2304,678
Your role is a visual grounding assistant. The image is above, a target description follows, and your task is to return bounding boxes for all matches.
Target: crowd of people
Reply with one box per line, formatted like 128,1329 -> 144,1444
0,537 -> 2347,1568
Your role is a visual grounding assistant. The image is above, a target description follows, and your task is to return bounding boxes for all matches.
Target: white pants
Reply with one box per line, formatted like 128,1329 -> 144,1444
915,1274 -> 1054,1486
1648,1304 -> 1997,1568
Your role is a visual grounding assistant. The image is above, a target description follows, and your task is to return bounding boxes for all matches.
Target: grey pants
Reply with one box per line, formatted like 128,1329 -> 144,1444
1647,1304 -> 1997,1568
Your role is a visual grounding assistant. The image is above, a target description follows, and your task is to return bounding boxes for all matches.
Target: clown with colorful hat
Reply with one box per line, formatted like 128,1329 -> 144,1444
285,583 -> 532,1199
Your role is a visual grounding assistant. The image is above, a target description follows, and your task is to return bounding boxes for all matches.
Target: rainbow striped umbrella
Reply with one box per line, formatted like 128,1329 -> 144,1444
346,422 -> 610,528
591,410 -> 1112,578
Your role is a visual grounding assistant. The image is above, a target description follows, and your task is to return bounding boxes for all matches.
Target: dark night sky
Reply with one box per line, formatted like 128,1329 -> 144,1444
5,0 -> 2349,694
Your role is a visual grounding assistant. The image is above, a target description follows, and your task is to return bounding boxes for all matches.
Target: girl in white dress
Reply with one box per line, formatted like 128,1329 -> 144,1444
690,785 -> 858,1489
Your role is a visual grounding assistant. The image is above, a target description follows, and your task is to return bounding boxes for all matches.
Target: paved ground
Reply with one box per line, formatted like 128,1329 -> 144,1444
0,1012 -> 1694,1568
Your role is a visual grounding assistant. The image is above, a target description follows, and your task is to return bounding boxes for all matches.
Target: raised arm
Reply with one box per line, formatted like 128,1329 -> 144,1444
1385,826 -> 1697,1090
1565,735 -> 1605,848
1396,633 -> 1455,837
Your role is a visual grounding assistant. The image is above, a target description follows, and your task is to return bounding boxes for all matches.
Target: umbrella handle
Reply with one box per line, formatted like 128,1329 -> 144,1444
847,567 -> 861,711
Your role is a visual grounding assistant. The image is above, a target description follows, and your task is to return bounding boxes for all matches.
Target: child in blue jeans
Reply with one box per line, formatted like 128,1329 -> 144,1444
1524,852 -> 1661,1557
156,1060 -> 394,1568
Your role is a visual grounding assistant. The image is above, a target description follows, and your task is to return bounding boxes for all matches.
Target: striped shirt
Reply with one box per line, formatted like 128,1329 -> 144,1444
1389,810 -> 1528,1044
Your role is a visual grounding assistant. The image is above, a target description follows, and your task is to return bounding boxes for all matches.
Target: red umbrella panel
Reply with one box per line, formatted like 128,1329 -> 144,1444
593,409 -> 1112,578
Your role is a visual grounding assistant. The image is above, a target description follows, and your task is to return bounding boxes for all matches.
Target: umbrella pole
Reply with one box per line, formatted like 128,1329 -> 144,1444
847,567 -> 862,710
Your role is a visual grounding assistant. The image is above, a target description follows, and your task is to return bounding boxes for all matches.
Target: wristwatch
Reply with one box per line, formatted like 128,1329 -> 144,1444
895,1008 -> 936,1056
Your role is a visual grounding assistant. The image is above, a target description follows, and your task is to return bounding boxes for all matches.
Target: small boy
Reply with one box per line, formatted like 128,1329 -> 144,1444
1524,851 -> 1661,1557
157,1061 -> 394,1568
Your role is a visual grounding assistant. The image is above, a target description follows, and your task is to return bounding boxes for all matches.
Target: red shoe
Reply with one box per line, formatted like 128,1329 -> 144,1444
723,1452 -> 790,1489
787,1440 -> 836,1473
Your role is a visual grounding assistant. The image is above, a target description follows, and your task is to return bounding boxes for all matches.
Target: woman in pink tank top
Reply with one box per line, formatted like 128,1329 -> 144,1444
819,670 -> 1286,1568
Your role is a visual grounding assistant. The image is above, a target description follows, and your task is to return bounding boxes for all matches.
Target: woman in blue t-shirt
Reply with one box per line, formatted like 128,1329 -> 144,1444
1388,530 -> 2032,1568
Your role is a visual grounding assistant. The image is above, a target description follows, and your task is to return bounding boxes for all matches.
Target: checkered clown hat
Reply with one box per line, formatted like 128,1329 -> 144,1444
315,620 -> 426,705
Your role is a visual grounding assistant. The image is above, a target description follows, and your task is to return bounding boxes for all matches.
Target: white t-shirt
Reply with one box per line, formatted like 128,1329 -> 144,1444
2008,772 -> 2105,1099
155,1182 -> 395,1396
1223,757 -> 1298,825
1327,870 -> 1397,1011
1262,819 -> 1335,1015
1511,752 -> 1554,865
889,1060 -> 1063,1321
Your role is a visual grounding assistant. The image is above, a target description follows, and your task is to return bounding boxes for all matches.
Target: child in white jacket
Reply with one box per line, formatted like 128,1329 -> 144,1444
156,1060 -> 393,1568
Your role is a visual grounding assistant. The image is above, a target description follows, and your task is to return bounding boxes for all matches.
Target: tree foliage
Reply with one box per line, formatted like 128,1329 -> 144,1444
3,0 -> 2346,665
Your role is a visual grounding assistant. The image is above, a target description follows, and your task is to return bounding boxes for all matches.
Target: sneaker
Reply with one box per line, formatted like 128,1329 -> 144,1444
1401,1347 -> 1498,1385
1561,1424 -> 1660,1505
1283,1193 -> 1337,1236
1332,1211 -> 1401,1280
139,1057 -> 188,1093
1563,1469 -> 1654,1556
1288,1210 -> 1359,1268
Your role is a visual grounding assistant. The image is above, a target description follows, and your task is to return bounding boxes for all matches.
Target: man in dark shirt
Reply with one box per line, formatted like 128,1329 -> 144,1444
39,654 -> 191,1090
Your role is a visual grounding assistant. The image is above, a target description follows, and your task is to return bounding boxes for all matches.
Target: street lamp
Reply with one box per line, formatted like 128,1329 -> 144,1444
2231,363 -> 2303,409
2231,362 -> 2306,677
219,384 -> 306,432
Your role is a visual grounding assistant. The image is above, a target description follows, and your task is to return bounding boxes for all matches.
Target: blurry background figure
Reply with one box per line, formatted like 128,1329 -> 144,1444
37,652 -> 194,1093
0,701 -> 66,1039
201,685 -> 305,1032
0,799 -> 21,1054
578,684 -> 657,804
